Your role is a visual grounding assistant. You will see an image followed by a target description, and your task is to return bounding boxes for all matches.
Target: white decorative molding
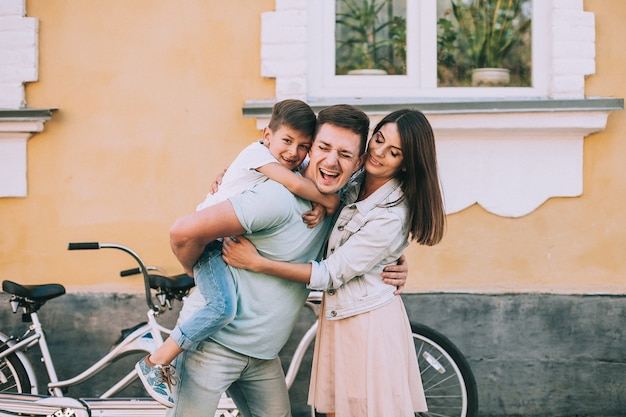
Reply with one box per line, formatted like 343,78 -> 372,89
0,0 -> 38,108
0,113 -> 52,197
427,112 -> 604,217
0,1 -> 53,198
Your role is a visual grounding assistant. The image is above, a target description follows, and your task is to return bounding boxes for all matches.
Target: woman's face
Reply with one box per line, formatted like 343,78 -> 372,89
365,122 -> 404,180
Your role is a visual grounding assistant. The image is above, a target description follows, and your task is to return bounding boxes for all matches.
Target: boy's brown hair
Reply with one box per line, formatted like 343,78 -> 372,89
268,99 -> 317,140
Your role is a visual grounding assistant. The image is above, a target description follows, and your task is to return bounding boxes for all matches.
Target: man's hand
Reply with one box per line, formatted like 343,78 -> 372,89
382,254 -> 408,295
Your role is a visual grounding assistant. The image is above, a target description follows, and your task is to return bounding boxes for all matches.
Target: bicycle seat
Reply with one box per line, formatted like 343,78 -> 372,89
148,273 -> 195,292
2,280 -> 66,302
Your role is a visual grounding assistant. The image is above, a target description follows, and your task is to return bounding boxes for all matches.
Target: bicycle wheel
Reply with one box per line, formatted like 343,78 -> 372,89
0,342 -> 31,394
412,323 -> 478,417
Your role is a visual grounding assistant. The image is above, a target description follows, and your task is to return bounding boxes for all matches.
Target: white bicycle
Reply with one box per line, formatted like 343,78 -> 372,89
0,242 -> 478,417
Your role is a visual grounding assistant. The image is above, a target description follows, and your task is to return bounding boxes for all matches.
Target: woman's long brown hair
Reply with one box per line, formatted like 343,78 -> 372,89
372,109 -> 446,245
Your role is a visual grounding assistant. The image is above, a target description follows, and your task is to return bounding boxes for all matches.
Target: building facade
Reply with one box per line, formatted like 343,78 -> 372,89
1,1 -> 625,415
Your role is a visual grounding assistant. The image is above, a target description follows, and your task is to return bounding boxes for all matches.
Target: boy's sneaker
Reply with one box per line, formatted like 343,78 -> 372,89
135,355 -> 178,408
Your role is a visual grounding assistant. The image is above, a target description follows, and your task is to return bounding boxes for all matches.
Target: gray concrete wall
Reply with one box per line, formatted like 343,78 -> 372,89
1,292 -> 624,417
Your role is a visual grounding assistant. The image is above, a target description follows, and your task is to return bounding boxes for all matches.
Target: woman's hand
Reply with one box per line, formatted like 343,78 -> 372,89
381,254 -> 408,295
222,235 -> 263,272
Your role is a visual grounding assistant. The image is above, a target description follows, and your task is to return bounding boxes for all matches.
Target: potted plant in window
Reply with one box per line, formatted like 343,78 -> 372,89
335,0 -> 406,75
450,0 -> 531,86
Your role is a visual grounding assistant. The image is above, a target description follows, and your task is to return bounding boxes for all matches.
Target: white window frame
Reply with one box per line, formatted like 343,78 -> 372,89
253,0 -> 623,218
307,0 -> 549,99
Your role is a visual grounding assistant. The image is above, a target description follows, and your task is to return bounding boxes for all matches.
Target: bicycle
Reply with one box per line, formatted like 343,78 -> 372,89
0,242 -> 478,417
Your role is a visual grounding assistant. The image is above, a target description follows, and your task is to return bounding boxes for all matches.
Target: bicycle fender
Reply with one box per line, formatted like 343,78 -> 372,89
0,332 -> 38,394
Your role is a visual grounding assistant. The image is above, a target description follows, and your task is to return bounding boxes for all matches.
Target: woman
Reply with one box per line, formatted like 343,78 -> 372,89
222,109 -> 446,417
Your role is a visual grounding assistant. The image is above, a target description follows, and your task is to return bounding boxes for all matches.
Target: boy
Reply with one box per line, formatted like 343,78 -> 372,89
135,99 -> 339,407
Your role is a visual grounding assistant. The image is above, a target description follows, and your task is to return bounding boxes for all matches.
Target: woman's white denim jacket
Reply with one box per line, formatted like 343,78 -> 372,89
308,173 -> 409,320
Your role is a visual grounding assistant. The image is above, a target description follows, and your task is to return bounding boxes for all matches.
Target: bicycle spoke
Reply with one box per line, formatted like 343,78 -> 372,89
411,323 -> 478,417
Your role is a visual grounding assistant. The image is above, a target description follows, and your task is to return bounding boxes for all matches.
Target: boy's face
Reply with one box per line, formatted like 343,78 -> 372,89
263,125 -> 312,171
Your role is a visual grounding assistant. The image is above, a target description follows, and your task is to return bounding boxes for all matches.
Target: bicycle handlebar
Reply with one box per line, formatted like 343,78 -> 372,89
68,242 -> 100,250
68,242 -> 161,313
120,267 -> 141,277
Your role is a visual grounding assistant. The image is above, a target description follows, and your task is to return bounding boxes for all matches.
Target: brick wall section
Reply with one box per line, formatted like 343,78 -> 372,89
0,0 -> 38,108
552,0 -> 595,97
261,1 -> 308,100
261,1 -> 596,100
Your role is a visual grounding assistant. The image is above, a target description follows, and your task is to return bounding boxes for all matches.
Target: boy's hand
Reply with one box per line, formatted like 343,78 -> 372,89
382,254 -> 408,295
302,202 -> 326,228
209,166 -> 228,194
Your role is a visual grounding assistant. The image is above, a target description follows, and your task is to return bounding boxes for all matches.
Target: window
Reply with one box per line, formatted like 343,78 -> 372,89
255,1 -> 620,218
437,0 -> 532,88
335,0 -> 407,76
307,0 -> 547,98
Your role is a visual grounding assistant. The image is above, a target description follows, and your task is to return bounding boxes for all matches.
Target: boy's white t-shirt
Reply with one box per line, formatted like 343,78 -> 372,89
196,140 -> 278,211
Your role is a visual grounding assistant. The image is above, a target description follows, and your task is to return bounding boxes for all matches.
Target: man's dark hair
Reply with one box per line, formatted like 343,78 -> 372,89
316,104 -> 369,155
268,99 -> 317,139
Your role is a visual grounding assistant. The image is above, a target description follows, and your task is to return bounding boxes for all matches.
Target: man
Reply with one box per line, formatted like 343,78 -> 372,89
167,104 -> 406,417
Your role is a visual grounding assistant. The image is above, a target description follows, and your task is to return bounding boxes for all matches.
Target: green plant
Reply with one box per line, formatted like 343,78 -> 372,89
451,0 -> 531,69
335,0 -> 406,74
437,10 -> 462,86
437,11 -> 458,69
389,15 -> 407,74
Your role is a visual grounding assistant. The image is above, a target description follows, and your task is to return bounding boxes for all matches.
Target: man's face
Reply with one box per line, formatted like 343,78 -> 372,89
306,123 -> 365,194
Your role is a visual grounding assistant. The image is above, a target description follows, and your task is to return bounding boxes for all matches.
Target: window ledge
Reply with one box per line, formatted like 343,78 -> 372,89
243,98 -> 624,217
243,97 -> 623,118
0,108 -> 55,197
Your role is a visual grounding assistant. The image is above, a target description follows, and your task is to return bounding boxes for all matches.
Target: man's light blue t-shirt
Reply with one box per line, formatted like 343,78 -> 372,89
210,179 -> 333,360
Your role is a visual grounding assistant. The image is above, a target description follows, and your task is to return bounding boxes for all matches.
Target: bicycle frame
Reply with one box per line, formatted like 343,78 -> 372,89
284,295 -> 320,390
0,305 -> 242,417
0,242 -> 248,417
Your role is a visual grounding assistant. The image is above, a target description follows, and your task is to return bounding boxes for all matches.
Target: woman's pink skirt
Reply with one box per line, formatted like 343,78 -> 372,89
308,296 -> 428,417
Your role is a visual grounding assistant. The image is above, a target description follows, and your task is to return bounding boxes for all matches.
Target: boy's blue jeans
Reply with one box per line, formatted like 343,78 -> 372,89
169,240 -> 236,351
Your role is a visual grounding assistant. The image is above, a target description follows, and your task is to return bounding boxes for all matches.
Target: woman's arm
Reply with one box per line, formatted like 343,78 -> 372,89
222,216 -> 409,291
257,162 -> 340,215
222,235 -> 312,283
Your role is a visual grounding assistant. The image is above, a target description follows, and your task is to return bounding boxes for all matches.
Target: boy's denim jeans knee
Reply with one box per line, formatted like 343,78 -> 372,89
170,240 -> 236,351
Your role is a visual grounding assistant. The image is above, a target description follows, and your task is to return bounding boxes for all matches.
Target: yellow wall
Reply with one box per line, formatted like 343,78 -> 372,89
1,0 -> 624,294
5,0 -> 274,291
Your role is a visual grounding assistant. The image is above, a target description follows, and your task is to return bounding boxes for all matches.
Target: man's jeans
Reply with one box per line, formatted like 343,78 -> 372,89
169,240 -> 236,351
165,339 -> 292,417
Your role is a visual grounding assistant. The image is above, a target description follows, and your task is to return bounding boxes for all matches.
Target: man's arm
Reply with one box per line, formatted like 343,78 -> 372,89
169,200 -> 246,276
